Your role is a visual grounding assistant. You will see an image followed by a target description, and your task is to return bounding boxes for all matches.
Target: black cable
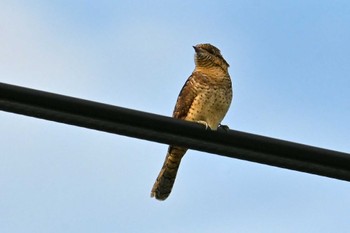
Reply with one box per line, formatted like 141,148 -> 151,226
1,82 -> 350,181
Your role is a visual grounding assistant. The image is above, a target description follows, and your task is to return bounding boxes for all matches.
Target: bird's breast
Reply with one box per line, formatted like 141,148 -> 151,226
186,76 -> 232,130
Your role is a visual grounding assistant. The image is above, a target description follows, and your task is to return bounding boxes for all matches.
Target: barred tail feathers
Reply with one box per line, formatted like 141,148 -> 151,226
151,146 -> 187,200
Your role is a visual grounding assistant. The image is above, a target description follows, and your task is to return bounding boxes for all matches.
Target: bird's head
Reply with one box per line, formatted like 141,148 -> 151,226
193,43 -> 229,71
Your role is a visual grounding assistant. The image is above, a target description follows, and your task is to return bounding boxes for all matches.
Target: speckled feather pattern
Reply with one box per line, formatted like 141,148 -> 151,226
151,44 -> 233,200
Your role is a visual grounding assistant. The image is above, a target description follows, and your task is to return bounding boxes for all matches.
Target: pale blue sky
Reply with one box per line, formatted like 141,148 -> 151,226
1,1 -> 350,232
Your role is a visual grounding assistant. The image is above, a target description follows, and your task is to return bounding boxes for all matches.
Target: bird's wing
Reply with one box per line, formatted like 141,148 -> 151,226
172,71 -> 208,119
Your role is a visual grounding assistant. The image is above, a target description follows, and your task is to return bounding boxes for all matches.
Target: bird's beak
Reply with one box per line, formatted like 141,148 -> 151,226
193,45 -> 199,53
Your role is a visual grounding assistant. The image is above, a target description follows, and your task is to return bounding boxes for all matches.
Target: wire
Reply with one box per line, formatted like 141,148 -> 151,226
1,82 -> 350,181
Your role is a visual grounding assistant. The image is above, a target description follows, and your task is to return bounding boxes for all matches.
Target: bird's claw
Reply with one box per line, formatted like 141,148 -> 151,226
218,123 -> 230,131
196,120 -> 211,130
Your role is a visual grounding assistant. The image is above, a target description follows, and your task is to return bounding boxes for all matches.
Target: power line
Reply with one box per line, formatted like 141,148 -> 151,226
1,82 -> 350,181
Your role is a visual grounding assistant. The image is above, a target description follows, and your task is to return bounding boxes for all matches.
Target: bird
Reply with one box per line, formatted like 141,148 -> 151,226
150,43 -> 233,200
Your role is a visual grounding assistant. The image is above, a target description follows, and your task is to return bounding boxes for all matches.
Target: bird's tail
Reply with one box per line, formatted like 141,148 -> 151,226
151,146 -> 187,200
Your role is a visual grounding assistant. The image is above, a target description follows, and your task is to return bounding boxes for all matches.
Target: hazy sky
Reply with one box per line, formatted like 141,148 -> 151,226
1,1 -> 350,232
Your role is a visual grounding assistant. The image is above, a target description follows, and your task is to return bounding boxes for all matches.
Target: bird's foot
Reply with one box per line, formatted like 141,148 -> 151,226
218,123 -> 230,131
196,120 -> 211,130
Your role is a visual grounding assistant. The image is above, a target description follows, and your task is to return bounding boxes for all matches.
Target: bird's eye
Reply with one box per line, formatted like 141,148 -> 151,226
206,47 -> 219,56
206,48 -> 214,55
203,46 -> 214,55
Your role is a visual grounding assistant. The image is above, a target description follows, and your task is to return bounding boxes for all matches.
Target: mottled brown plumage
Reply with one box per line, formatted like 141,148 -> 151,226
151,43 -> 233,200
